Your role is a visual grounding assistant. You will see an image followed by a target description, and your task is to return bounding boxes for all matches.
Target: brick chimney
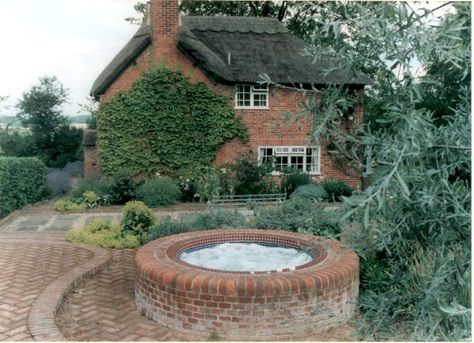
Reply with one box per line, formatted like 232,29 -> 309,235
150,0 -> 181,67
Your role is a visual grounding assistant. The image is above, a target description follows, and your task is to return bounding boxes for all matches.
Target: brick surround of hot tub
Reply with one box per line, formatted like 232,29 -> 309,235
135,229 -> 359,340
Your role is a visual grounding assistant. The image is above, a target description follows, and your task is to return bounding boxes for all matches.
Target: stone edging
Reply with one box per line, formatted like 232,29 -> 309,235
0,239 -> 114,341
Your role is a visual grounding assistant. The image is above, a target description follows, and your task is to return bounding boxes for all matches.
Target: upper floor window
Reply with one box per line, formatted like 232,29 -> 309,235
235,84 -> 268,109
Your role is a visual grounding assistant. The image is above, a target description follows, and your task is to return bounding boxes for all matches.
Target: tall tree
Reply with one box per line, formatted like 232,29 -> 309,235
17,76 -> 68,137
296,2 -> 471,340
129,1 -> 344,42
16,76 -> 82,168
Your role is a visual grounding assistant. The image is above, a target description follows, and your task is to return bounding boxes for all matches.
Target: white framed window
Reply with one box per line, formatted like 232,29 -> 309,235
258,146 -> 321,175
235,84 -> 269,109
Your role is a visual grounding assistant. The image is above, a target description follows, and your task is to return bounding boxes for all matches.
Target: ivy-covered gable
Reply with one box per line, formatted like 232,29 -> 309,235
97,67 -> 247,176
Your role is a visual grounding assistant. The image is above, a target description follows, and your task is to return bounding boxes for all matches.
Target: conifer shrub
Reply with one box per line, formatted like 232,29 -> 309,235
120,201 -> 156,243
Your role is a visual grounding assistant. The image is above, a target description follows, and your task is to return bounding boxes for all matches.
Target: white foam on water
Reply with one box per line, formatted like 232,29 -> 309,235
179,242 -> 312,272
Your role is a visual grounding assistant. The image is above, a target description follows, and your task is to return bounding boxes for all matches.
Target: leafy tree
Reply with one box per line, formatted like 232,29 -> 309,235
290,2 -> 470,340
15,76 -> 82,168
78,97 -> 99,129
125,1 -> 150,25
129,1 -> 348,42
17,76 -> 68,137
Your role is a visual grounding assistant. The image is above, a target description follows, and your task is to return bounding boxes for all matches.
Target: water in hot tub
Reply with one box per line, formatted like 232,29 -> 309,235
179,242 -> 312,272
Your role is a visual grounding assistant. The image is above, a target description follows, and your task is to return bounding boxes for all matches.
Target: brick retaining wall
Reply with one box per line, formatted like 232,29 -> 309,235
135,229 -> 359,340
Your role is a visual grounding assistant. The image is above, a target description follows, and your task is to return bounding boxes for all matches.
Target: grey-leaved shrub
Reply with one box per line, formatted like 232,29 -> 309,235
254,198 -> 339,239
136,178 -> 181,207
291,184 -> 328,202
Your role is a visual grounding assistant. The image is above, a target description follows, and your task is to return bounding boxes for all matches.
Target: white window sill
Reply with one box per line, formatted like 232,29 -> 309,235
270,171 -> 321,176
235,106 -> 270,110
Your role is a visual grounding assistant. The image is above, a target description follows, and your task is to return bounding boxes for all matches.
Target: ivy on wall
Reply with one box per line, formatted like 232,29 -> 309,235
97,67 -> 247,176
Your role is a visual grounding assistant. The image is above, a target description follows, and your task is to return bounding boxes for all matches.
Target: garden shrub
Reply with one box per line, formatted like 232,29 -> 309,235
108,174 -> 140,205
282,170 -> 312,197
0,157 -> 47,218
136,178 -> 181,207
178,176 -> 197,202
0,130 -> 35,157
233,158 -> 276,195
194,168 -> 221,201
120,201 -> 156,243
69,178 -> 113,203
254,198 -> 340,238
192,210 -> 246,230
54,199 -> 86,212
97,66 -> 247,176
217,165 -> 237,195
63,161 -> 84,177
147,219 -> 191,242
37,125 -> 83,168
82,191 -> 98,208
320,179 -> 353,202
67,219 -> 140,249
145,210 -> 245,244
291,184 -> 328,202
46,168 -> 72,196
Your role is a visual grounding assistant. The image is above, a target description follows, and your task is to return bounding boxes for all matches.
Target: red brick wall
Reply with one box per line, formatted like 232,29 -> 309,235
135,229 -> 359,340
92,0 -> 364,188
83,145 -> 98,179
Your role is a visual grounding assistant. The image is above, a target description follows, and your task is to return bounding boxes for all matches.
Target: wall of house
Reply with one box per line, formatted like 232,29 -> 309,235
213,86 -> 363,189
91,56 -> 364,188
88,0 -> 364,188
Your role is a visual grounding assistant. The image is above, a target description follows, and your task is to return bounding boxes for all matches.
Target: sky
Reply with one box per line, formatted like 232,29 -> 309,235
0,1 -> 454,117
0,0 -> 138,116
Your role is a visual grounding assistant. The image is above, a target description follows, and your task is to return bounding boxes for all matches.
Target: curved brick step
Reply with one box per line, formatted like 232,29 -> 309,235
26,241 -> 112,341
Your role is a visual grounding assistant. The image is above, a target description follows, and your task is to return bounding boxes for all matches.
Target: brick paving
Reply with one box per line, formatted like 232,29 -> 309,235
56,250 -> 359,342
56,250 -> 200,341
0,234 -> 95,341
0,206 -> 359,342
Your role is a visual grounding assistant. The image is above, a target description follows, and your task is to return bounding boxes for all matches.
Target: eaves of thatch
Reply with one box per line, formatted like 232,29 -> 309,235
91,16 -> 371,98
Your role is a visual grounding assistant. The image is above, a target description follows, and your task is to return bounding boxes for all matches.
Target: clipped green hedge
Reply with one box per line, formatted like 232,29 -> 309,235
0,157 -> 47,218
98,66 -> 247,176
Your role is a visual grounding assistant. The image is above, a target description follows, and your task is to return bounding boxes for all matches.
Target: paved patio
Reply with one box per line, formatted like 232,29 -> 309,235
0,208 -> 358,342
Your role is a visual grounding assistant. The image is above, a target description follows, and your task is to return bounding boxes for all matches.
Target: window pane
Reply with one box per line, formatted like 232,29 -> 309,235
305,147 -> 319,172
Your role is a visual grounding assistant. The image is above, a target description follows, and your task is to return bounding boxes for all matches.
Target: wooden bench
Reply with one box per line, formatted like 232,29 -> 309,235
210,193 -> 286,208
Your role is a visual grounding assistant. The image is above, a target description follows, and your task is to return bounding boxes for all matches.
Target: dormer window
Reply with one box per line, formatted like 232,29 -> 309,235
235,84 -> 268,109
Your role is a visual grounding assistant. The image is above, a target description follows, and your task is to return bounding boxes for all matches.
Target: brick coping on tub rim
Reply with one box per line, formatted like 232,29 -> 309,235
136,228 -> 359,295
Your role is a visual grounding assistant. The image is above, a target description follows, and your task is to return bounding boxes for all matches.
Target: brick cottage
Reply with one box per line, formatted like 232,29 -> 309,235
84,0 -> 371,188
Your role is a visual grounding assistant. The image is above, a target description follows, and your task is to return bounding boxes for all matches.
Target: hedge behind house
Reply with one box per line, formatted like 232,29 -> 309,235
0,157 -> 47,218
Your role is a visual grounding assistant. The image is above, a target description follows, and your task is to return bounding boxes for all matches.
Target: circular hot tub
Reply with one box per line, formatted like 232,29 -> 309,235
135,229 -> 359,340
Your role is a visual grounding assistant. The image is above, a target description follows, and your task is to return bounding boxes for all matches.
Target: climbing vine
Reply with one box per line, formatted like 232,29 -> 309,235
97,67 -> 247,176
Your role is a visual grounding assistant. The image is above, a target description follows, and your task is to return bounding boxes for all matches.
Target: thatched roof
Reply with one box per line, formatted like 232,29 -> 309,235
91,16 -> 370,97
90,25 -> 151,97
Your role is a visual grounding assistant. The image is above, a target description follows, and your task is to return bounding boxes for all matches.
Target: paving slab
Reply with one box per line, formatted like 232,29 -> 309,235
45,215 -> 80,231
